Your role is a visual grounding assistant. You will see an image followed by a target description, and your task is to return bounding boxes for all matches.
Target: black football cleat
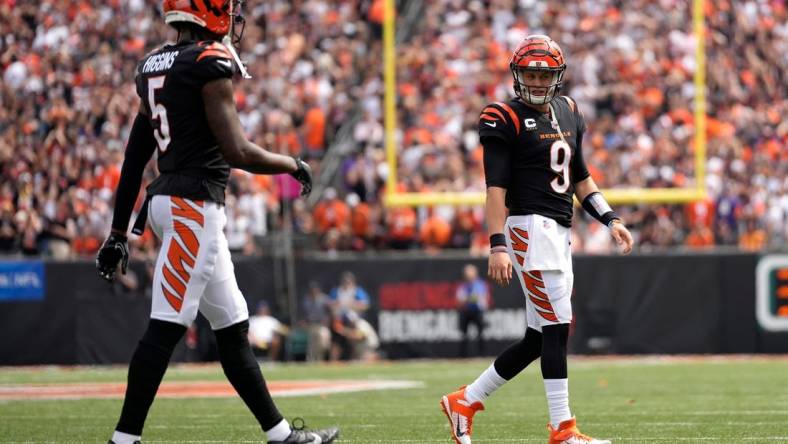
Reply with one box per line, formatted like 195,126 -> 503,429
108,441 -> 140,444
268,426 -> 339,444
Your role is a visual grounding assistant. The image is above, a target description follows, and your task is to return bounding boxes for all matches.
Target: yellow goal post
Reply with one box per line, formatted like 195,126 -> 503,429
382,0 -> 707,207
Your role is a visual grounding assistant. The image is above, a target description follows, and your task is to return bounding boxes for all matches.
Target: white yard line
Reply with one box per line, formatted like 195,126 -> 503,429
0,379 -> 424,401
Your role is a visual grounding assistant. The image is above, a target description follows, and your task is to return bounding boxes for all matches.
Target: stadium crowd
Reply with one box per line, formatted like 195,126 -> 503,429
0,0 -> 785,259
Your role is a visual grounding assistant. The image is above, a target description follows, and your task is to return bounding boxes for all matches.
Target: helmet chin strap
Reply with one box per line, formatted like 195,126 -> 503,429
518,80 -> 555,105
528,93 -> 549,105
222,35 -> 251,79
548,102 -> 570,147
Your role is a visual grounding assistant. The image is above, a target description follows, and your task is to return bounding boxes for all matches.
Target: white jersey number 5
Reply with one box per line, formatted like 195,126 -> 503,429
549,140 -> 571,194
147,76 -> 171,152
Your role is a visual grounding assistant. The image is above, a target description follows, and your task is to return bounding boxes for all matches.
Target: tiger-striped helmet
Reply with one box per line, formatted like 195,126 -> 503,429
163,0 -> 245,45
509,35 -> 566,105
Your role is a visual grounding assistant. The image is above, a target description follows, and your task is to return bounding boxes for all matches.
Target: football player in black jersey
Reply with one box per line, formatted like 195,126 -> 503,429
441,35 -> 633,444
95,1 -> 336,443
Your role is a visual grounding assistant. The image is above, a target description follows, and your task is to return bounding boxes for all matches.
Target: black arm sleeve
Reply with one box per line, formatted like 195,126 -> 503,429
570,109 -> 590,183
482,136 -> 512,189
111,113 -> 157,233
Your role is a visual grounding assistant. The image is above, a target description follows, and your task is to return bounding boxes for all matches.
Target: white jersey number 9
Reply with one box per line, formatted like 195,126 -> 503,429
549,140 -> 571,194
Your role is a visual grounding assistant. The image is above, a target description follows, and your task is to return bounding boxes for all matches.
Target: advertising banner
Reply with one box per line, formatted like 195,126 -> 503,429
0,261 -> 45,301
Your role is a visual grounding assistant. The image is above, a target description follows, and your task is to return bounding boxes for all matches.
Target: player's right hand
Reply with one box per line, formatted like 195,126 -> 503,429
488,251 -> 512,286
96,233 -> 129,282
610,220 -> 634,255
290,157 -> 313,197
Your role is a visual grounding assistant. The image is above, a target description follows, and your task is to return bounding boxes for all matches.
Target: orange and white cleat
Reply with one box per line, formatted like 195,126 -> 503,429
548,417 -> 611,444
440,386 -> 485,444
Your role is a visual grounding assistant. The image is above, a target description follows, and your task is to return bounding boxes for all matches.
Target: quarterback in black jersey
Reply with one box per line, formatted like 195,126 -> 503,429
95,2 -> 336,444
441,36 -> 632,444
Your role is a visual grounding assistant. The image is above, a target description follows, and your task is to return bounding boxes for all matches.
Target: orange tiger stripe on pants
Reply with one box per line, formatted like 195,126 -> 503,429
171,197 -> 204,227
523,270 -> 558,322
160,198 -> 203,313
505,214 -> 574,331
509,227 -> 529,267
148,195 -> 249,330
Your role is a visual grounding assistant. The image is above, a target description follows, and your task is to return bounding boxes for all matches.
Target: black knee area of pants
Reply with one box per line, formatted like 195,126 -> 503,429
116,320 -> 186,436
215,319 -> 251,352
215,320 -> 261,377
214,320 -> 283,431
130,319 -> 186,374
493,327 -> 542,380
140,319 -> 187,355
540,323 -> 569,379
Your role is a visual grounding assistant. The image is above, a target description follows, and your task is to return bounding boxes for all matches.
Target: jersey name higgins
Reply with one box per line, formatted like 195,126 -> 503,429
142,51 -> 179,74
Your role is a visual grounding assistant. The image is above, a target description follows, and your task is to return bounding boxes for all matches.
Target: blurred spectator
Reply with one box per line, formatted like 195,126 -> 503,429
328,271 -> 371,360
739,218 -> 767,252
302,99 -> 327,156
386,206 -> 417,249
248,301 -> 289,361
349,311 -> 380,361
685,221 -> 715,250
313,187 -> 350,239
312,187 -> 352,254
41,200 -> 75,259
329,309 -> 380,361
301,282 -> 331,362
347,192 -> 380,251
329,271 -> 370,315
456,264 -> 490,357
450,208 -> 482,249
420,210 -> 452,253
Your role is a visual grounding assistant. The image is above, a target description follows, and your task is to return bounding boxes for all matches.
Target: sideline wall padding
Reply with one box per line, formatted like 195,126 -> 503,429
1,253 -> 785,365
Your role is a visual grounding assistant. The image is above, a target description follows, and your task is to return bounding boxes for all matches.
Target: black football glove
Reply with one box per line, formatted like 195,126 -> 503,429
290,157 -> 313,197
96,233 -> 129,282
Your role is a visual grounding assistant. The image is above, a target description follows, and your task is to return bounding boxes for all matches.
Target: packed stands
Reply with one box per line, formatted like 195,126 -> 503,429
0,0 -> 784,258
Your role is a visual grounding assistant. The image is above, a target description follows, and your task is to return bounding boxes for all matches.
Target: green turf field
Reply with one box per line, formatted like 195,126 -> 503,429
1,357 -> 787,443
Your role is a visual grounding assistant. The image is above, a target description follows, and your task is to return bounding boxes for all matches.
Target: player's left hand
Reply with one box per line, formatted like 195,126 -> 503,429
290,157 -> 312,197
96,233 -> 130,282
609,221 -> 633,255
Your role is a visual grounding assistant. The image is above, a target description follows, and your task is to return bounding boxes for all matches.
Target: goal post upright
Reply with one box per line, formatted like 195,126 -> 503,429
383,1 -> 707,208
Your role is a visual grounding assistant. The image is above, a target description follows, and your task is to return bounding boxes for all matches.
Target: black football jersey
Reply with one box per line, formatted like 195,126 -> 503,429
135,40 -> 237,203
480,96 -> 590,227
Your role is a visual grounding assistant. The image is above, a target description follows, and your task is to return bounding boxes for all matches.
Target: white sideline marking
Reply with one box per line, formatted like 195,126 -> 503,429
277,379 -> 425,397
0,379 -> 425,401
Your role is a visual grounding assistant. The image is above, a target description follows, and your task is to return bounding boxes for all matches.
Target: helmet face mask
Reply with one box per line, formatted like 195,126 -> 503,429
509,35 -> 566,105
512,66 -> 564,105
228,0 -> 246,48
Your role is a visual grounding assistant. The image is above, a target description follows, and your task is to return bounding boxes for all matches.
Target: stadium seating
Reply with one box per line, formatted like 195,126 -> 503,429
0,0 -> 784,257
